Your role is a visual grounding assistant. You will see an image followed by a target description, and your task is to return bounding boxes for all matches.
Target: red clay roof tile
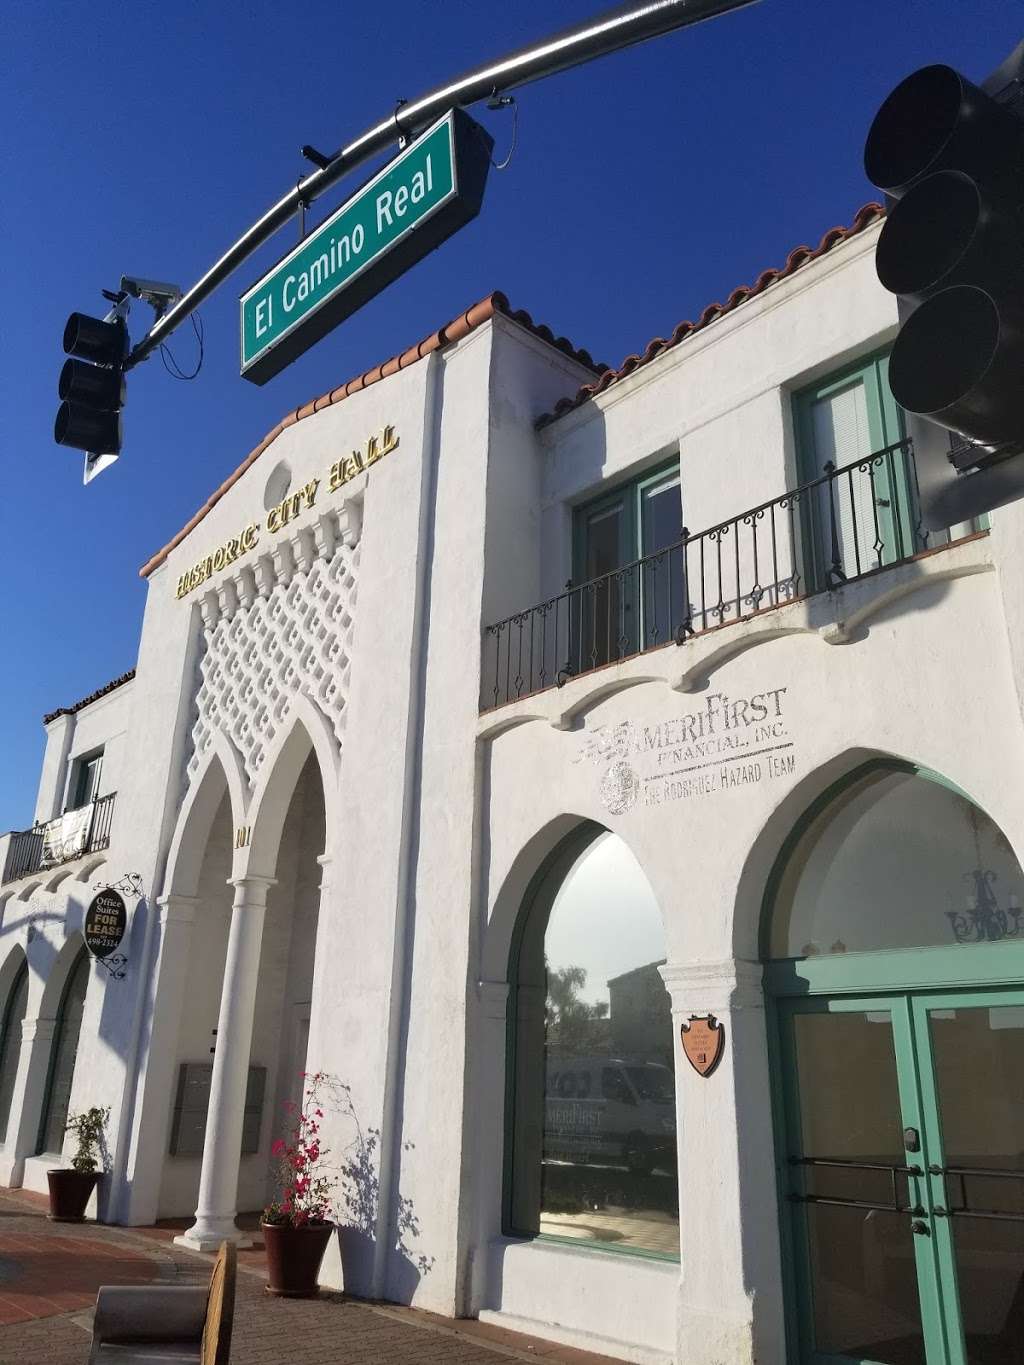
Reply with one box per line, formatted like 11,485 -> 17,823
536,202 -> 885,429
140,207 -> 882,579
138,292 -> 601,579
43,670 -> 136,726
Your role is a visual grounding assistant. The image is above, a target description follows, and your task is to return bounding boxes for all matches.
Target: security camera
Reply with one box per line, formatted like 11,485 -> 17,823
120,276 -> 183,310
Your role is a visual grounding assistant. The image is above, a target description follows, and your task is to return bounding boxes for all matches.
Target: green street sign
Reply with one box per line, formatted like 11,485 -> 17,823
240,109 -> 493,384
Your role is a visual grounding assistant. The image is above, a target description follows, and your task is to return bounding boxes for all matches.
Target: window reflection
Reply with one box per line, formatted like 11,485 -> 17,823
509,830 -> 679,1257
770,768 -> 1024,958
37,949 -> 89,1156
0,961 -> 28,1144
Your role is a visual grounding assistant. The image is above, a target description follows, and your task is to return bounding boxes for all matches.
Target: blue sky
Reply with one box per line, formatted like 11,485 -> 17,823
1,1 -> 1020,832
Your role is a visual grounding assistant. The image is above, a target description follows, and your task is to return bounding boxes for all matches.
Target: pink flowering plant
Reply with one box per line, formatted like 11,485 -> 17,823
263,1071 -> 336,1227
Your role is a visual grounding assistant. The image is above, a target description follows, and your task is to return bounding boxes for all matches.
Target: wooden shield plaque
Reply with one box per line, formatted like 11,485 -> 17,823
680,1014 -> 724,1077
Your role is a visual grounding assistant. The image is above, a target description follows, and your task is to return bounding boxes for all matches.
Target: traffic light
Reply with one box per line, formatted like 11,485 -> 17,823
864,41 -> 1024,526
55,310 -> 127,467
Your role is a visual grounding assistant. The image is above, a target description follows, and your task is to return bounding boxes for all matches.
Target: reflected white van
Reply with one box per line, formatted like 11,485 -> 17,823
544,1055 -> 676,1174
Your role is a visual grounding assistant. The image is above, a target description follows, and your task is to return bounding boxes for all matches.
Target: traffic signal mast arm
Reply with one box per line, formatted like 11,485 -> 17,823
121,0 -> 756,373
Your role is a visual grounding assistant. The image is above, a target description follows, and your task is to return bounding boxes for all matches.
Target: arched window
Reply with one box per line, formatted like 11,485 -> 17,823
765,764 -> 1024,1363
507,827 -> 678,1257
0,960 -> 28,1144
37,949 -> 90,1156
767,763 -> 1024,959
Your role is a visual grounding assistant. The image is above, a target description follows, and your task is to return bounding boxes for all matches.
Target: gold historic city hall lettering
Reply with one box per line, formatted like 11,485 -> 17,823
175,424 -> 399,599
328,423 -> 399,493
175,524 -> 260,599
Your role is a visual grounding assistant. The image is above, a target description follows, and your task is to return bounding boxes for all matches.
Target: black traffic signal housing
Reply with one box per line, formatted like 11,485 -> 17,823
864,41 -> 1024,528
55,310 -> 127,464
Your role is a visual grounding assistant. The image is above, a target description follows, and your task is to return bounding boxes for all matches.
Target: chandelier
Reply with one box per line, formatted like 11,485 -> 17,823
946,802 -> 1023,944
948,868 -> 1023,944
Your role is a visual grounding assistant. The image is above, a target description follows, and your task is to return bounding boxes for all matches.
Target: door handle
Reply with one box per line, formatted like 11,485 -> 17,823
904,1127 -> 921,1153
910,1219 -> 929,1236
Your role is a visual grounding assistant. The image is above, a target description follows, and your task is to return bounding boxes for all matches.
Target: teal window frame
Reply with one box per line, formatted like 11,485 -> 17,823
761,759 -> 1024,1363
571,459 -> 682,587
570,459 -> 683,665
792,350 -> 917,591
792,351 -> 988,594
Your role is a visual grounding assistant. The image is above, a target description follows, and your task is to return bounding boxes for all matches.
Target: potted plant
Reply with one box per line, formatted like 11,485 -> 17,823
47,1105 -> 109,1222
262,1072 -> 336,1297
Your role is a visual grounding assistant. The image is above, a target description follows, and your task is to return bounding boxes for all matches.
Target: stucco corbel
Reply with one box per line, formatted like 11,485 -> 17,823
476,711 -> 546,741
199,590 -> 221,631
818,550 -> 994,645
553,673 -> 666,730
673,622 -> 811,693
337,496 -> 363,549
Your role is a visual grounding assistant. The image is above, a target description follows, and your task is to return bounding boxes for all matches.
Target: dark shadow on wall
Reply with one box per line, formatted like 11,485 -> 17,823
327,1079 -> 435,1302
1,900 -> 62,991
96,888 -> 153,1064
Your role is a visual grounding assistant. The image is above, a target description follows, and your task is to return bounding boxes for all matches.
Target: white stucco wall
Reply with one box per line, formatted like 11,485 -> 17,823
1,219 -> 1022,1365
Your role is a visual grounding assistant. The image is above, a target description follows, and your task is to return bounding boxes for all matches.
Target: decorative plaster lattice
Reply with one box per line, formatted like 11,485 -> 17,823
188,542 -> 358,786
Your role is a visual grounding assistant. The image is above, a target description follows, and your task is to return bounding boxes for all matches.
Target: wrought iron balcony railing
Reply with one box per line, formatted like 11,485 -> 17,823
1,792 -> 116,885
483,439 -> 948,710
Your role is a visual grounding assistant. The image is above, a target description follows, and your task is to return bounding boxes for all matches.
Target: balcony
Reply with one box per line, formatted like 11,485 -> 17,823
1,793 -> 116,885
483,439 -> 964,711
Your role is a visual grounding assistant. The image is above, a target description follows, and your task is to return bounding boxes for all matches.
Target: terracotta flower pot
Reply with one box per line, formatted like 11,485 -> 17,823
47,1169 -> 100,1222
262,1219 -> 334,1297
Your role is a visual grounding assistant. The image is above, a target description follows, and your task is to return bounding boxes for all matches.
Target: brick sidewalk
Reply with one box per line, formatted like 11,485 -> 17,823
0,1190 -> 617,1365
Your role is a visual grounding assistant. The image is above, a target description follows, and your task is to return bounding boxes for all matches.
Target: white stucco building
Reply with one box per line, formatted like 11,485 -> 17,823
2,202 -> 1022,1365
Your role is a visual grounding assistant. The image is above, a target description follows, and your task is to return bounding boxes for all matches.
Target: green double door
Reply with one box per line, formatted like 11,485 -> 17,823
779,987 -> 1024,1365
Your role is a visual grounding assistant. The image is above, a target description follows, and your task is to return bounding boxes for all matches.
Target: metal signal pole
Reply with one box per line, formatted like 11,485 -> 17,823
124,0 -> 757,371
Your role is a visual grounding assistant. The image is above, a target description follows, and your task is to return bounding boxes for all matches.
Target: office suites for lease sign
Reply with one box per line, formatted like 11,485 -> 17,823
240,109 -> 493,384
84,888 -> 127,959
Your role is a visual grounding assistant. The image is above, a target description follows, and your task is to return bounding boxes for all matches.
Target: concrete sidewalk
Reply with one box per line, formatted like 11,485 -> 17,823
0,1189 -> 618,1365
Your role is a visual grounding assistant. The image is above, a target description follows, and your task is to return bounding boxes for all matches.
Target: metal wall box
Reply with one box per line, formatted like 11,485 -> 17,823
169,1062 -> 266,1157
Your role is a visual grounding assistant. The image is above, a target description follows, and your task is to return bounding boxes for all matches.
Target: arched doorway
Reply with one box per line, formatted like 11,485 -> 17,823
248,745 -> 325,1211
764,761 -> 1024,1365
505,824 -> 678,1258
170,724 -> 329,1247
157,788 -> 235,1217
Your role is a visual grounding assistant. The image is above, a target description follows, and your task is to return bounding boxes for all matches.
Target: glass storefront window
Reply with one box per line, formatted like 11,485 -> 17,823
0,961 -> 28,1144
508,828 -> 679,1258
37,949 -> 90,1156
769,767 -> 1024,958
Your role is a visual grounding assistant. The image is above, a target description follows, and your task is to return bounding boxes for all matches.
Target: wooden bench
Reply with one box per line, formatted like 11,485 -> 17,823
89,1240 -> 235,1364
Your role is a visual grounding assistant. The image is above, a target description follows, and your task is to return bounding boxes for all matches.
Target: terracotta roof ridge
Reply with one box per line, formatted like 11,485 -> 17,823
43,669 -> 137,726
139,294 -> 600,580
536,202 -> 885,429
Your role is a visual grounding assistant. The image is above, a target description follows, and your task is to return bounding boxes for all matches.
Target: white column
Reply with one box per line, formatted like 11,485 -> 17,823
303,855 -> 332,1071
176,875 -> 274,1251
659,959 -> 787,1365
0,1016 -> 57,1186
119,894 -> 198,1226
